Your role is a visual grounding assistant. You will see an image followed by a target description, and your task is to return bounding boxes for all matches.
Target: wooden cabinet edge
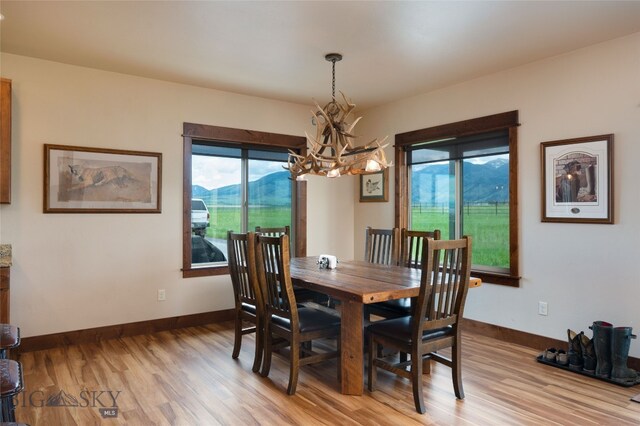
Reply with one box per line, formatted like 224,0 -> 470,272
0,78 -> 11,204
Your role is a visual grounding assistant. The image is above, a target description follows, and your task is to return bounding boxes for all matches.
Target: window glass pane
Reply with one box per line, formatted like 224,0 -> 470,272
408,130 -> 509,165
462,154 -> 509,269
191,153 -> 241,266
248,149 -> 289,162
409,160 -> 454,240
247,159 -> 291,232
193,144 -> 241,158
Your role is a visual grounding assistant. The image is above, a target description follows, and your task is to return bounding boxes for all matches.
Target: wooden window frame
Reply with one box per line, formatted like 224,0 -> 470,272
395,111 -> 520,287
182,122 -> 307,278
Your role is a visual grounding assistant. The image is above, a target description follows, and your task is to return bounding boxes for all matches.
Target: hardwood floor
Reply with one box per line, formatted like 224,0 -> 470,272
13,321 -> 640,425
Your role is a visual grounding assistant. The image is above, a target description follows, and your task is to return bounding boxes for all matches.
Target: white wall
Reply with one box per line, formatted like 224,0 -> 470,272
355,33 -> 640,356
0,53 -> 354,337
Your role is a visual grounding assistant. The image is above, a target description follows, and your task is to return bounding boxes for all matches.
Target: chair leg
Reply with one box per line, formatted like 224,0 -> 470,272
287,340 -> 300,395
252,317 -> 263,373
232,314 -> 242,359
412,351 -> 426,414
260,322 -> 273,377
367,334 -> 377,392
452,341 -> 465,399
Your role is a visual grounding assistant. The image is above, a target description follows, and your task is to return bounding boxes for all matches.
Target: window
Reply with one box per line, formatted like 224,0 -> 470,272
395,111 -> 520,286
182,123 -> 307,278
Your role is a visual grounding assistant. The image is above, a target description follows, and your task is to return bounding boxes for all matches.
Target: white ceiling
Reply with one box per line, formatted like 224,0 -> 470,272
1,1 -> 639,110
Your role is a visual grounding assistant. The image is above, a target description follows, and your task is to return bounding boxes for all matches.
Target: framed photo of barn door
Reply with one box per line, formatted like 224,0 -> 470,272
540,134 -> 613,224
44,144 -> 162,213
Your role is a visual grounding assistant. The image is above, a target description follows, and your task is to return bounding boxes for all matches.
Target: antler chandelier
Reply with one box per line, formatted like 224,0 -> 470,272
286,53 -> 390,180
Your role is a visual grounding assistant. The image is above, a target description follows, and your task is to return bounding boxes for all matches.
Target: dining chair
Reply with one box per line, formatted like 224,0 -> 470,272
227,231 -> 264,372
0,324 -> 20,359
363,226 -> 399,321
364,226 -> 399,265
367,229 -> 442,320
0,359 -> 24,422
256,225 -> 328,305
256,234 -> 341,395
367,236 -> 472,414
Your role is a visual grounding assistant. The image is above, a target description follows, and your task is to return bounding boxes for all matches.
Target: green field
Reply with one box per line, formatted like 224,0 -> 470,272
204,206 -> 292,239
411,204 -> 509,268
201,204 -> 509,268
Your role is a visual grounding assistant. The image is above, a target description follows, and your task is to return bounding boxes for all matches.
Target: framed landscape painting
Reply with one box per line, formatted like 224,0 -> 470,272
540,134 -> 613,224
359,169 -> 388,202
44,144 -> 162,213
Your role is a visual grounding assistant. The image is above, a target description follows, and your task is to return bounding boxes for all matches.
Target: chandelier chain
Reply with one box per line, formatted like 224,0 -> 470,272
331,58 -> 336,99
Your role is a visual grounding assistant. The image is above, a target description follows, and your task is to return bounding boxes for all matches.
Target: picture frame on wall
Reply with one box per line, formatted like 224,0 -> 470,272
44,144 -> 162,213
540,134 -> 613,224
359,169 -> 389,202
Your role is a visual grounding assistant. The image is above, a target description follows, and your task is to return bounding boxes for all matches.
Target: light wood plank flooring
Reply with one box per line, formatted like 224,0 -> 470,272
13,321 -> 640,425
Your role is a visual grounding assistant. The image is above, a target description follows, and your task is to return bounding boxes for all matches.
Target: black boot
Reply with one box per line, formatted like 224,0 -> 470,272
590,320 -> 613,378
567,329 -> 583,370
580,333 -> 596,373
611,327 -> 640,385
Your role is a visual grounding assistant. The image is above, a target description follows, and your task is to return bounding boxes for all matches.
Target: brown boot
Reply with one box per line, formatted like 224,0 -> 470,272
580,333 -> 596,373
567,329 -> 583,370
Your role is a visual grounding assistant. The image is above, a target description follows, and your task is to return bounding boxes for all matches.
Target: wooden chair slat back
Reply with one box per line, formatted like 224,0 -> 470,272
364,227 -> 399,265
255,226 -> 290,237
256,234 -> 298,322
399,229 -> 441,269
227,231 -> 261,307
415,236 -> 472,334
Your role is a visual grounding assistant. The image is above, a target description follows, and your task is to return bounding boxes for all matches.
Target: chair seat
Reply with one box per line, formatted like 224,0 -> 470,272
241,302 -> 257,315
0,359 -> 24,396
374,298 -> 412,313
273,307 -> 340,333
294,287 -> 329,304
366,316 -> 452,343
0,325 -> 20,350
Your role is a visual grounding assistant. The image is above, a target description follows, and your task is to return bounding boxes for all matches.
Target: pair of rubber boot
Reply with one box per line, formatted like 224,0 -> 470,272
589,321 -> 640,385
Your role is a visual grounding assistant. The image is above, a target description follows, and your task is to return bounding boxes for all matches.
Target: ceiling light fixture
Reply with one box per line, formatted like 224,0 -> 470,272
286,53 -> 390,180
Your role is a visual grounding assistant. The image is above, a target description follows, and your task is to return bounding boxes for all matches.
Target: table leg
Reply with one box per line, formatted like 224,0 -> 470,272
340,300 -> 364,395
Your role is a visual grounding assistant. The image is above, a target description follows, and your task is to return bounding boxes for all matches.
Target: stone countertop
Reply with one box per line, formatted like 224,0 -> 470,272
0,244 -> 11,267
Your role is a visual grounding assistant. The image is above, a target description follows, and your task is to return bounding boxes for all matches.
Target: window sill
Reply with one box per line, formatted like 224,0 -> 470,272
471,270 -> 520,287
183,265 -> 229,278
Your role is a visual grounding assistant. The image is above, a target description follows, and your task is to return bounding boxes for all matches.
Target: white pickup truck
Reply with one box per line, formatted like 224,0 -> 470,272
191,198 -> 210,237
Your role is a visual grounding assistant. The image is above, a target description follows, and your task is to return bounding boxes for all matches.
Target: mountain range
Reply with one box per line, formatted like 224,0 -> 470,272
193,171 -> 291,206
193,159 -> 508,206
411,158 -> 509,204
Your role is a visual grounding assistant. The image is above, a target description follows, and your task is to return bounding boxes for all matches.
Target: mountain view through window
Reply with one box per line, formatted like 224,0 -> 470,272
191,145 -> 292,266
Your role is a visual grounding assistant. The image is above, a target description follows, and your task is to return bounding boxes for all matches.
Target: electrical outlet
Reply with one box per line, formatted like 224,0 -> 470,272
158,289 -> 166,301
538,301 -> 548,316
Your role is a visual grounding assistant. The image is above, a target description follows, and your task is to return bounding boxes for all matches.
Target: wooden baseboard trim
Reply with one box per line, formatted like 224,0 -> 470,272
17,309 -> 234,353
462,318 -> 640,371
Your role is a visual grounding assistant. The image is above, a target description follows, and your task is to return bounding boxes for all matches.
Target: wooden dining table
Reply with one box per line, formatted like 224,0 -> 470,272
289,256 -> 481,396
